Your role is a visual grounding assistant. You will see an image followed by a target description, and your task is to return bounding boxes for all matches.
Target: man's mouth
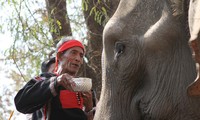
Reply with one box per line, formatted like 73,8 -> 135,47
71,63 -> 80,68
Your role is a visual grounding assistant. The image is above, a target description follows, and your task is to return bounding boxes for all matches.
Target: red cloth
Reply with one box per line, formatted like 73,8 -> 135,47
57,40 -> 84,53
59,90 -> 83,109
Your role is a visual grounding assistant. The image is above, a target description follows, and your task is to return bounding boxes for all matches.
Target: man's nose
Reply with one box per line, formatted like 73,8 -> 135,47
75,55 -> 83,63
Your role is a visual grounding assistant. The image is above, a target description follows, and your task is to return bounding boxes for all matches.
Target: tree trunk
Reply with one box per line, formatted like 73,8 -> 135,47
82,0 -> 120,99
45,0 -> 72,46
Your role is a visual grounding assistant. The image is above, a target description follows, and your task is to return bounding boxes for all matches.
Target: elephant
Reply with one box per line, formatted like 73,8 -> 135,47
94,0 -> 200,120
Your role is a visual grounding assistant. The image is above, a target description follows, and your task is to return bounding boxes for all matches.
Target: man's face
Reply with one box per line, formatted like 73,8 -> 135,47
59,46 -> 84,75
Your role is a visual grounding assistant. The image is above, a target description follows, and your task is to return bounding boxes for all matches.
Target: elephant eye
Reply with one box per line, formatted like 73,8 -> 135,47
115,42 -> 125,58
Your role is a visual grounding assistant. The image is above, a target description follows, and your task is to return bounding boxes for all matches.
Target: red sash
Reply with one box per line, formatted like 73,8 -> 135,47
59,90 -> 83,109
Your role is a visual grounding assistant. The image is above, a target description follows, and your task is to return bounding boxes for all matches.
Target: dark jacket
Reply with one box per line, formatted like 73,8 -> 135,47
14,73 -> 87,120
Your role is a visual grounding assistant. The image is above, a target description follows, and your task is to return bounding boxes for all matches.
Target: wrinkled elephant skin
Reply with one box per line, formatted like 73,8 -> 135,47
94,0 -> 200,120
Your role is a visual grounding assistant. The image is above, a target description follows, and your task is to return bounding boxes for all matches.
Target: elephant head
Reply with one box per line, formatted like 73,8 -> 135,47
94,0 -> 200,120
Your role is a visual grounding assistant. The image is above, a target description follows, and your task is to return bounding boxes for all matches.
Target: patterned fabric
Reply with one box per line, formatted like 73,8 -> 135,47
14,73 -> 87,120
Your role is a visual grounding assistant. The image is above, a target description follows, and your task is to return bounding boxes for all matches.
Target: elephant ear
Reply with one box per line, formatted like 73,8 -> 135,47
187,0 -> 200,96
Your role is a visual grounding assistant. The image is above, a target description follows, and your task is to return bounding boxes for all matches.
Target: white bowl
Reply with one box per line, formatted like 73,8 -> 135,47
71,77 -> 92,91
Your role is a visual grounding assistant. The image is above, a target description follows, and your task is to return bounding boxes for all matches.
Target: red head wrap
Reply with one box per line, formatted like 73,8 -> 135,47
54,40 -> 85,72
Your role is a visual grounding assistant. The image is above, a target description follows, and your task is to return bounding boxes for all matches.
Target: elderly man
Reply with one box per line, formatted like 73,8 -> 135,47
14,36 -> 94,120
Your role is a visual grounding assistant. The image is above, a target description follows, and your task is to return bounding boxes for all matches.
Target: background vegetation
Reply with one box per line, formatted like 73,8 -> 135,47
0,0 -> 120,119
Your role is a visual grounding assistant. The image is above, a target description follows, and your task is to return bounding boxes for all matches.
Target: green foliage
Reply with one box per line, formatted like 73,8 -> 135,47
0,0 -> 91,119
82,0 -> 89,11
67,0 -> 87,42
0,0 -> 88,82
90,6 -> 108,25
82,0 -> 109,26
0,1 -> 55,83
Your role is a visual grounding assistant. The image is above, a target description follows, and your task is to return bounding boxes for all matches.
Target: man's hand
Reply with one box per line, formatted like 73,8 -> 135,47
56,73 -> 74,91
82,91 -> 94,120
82,91 -> 93,111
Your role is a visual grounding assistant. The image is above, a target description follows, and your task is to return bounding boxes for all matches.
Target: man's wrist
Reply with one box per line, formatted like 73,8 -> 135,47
85,103 -> 93,112
50,77 -> 58,96
85,107 -> 96,115
54,77 -> 60,90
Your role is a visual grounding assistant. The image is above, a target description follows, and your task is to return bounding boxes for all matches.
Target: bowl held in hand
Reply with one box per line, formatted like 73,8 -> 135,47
71,77 -> 92,91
